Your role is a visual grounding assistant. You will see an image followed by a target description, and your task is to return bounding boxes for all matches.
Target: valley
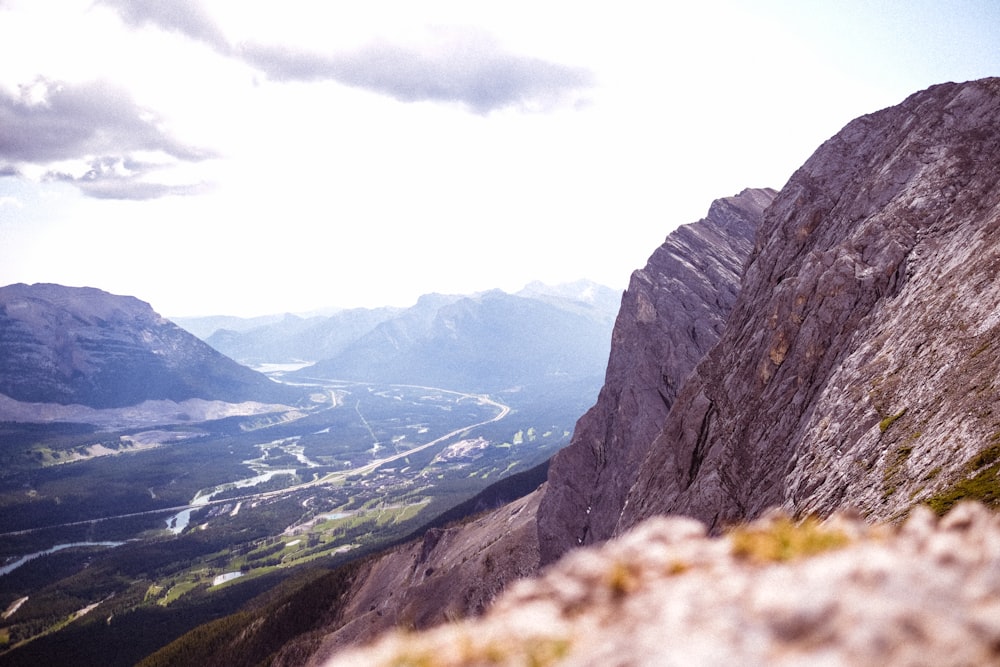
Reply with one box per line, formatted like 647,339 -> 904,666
0,373 -> 587,664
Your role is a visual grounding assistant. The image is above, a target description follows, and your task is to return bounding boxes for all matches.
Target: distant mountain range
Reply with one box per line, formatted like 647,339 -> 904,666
0,283 -> 298,410
0,280 -> 616,416
175,280 -> 620,394
214,306 -> 406,365
294,284 -> 618,392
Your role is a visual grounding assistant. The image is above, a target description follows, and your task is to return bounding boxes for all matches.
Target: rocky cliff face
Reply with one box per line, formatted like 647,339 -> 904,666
537,188 -> 776,564
0,283 -> 296,409
219,78 -> 1000,666
618,77 -> 1000,533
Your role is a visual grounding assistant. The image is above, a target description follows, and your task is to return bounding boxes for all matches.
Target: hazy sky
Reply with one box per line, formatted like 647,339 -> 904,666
1,1 -> 998,317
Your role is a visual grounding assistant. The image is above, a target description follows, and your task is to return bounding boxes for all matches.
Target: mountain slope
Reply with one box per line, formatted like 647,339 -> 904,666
292,490 -> 544,666
619,77 -> 1000,533
325,502 -> 1000,667
537,188 -> 776,564
0,283 -> 296,409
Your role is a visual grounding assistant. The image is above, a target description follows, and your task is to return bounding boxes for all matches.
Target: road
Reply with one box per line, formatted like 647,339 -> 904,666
291,384 -> 510,490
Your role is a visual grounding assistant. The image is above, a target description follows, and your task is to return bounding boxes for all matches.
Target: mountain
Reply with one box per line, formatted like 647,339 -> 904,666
169,313 -> 289,340
616,77 -> 1000,534
0,283 -> 298,410
537,187 -> 776,564
176,283 -> 617,371
294,284 -> 619,393
515,279 -> 621,321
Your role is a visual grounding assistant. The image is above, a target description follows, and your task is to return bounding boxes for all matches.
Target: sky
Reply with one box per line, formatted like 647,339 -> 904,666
1,1 -> 998,317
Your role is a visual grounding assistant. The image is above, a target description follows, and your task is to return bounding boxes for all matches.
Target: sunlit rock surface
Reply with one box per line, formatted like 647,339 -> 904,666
619,77 -> 1000,532
324,502 -> 1000,666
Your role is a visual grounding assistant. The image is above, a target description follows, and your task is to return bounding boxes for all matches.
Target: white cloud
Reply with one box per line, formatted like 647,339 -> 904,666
1,1 -> 999,315
0,78 -> 215,199
239,27 -> 593,114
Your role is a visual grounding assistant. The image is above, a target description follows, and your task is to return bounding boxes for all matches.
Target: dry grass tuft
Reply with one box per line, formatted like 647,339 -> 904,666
729,515 -> 850,563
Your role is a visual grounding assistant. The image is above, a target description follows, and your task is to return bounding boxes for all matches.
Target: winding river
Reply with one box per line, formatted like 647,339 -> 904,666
165,468 -> 297,534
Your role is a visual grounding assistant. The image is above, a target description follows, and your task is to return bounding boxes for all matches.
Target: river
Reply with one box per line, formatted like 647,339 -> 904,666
0,541 -> 125,577
165,468 -> 298,534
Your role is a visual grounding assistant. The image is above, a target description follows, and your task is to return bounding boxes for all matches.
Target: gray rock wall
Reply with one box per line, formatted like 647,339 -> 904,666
537,188 -> 776,564
619,77 -> 1000,532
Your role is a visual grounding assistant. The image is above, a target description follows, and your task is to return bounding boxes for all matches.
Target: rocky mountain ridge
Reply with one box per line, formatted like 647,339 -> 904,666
537,187 -> 776,564
0,283 -> 297,411
617,77 -> 1000,534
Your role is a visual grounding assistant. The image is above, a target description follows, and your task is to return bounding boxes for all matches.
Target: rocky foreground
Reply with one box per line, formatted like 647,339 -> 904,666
324,502 -> 1000,666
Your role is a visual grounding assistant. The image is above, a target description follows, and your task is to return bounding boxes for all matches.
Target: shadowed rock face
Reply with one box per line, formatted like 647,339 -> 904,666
0,283 -> 296,408
537,188 -> 776,564
618,77 -> 1000,534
